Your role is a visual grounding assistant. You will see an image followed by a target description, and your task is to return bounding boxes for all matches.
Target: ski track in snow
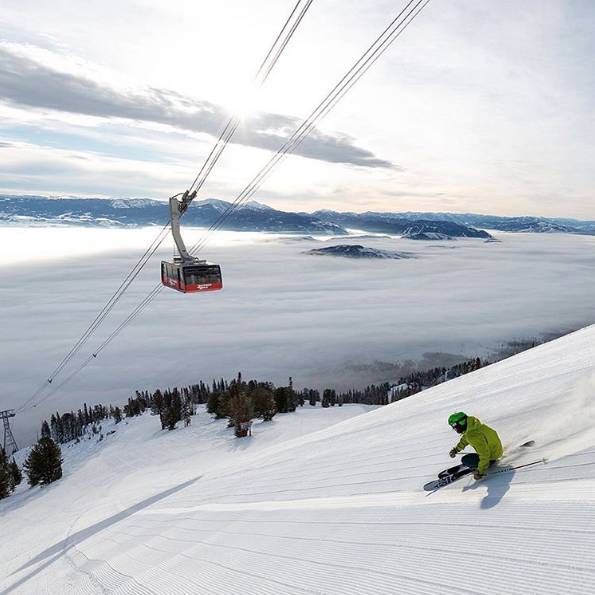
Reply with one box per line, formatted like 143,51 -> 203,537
4,327 -> 595,593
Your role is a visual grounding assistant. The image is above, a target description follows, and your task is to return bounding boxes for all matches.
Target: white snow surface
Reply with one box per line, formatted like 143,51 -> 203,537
4,325 -> 595,593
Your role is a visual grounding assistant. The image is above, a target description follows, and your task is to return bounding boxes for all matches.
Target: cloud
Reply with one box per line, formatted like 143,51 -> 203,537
0,44 -> 392,169
2,228 -> 595,444
0,140 -> 195,197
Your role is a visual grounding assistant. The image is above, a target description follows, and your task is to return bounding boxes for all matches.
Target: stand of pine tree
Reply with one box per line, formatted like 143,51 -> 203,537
34,343 -> 544,454
43,402 -> 112,445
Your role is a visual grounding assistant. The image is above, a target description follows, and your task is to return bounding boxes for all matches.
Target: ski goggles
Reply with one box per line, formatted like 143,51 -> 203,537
450,422 -> 465,432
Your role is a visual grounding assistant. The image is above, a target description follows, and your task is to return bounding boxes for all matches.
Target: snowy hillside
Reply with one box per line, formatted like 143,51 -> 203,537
4,324 -> 595,593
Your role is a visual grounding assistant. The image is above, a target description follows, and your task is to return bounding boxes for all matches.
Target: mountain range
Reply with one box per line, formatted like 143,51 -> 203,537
0,195 -> 345,235
2,194 -> 594,237
315,209 -> 595,234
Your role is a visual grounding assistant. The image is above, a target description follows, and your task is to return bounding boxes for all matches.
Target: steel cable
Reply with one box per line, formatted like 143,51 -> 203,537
29,0 -> 431,409
20,0 -> 315,412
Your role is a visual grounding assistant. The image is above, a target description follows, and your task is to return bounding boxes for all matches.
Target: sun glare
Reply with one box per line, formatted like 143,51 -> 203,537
220,83 -> 264,121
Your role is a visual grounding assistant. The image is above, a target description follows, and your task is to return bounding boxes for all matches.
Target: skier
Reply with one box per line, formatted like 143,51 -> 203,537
448,412 -> 503,480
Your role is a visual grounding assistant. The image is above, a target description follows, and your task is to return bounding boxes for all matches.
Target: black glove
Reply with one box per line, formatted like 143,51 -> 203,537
449,448 -> 458,459
473,470 -> 484,481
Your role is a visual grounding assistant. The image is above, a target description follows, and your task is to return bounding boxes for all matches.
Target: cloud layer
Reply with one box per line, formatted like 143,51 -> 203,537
0,45 -> 391,168
2,228 -> 595,444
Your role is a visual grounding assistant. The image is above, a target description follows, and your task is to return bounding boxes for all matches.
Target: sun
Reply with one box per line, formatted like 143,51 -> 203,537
219,82 -> 264,122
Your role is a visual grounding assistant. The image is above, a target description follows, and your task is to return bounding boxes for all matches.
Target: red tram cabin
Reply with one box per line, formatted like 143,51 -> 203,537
161,260 -> 223,293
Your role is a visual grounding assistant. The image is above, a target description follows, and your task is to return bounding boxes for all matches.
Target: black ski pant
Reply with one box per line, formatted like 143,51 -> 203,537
461,453 -> 497,471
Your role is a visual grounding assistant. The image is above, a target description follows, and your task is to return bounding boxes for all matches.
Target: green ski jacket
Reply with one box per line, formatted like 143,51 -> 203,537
453,416 -> 503,474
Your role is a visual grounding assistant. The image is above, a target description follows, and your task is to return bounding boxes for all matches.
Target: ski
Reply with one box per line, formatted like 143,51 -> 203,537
423,458 -> 546,492
424,468 -> 473,491
438,463 -> 466,478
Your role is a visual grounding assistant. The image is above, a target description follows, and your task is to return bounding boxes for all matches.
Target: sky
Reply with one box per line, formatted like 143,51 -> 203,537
2,227 -> 595,443
0,0 -> 594,218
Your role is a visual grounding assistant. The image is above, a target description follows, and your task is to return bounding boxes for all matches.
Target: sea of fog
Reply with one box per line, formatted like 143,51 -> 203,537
2,226 -> 595,444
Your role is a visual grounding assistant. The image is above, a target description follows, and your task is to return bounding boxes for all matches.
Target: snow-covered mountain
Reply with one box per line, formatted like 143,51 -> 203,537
314,209 -> 595,235
3,324 -> 595,593
313,209 -> 492,239
402,229 -> 453,240
514,220 -> 573,233
4,195 -> 595,237
363,211 -> 594,234
0,195 -> 346,235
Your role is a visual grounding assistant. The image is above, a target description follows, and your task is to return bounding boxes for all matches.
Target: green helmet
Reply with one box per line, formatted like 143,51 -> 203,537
448,412 -> 467,428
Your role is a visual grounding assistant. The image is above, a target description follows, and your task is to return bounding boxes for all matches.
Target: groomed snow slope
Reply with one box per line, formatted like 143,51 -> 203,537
4,324 -> 595,594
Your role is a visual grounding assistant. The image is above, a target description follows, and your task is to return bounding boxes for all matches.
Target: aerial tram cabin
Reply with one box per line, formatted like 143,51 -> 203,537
161,259 -> 222,293
161,191 -> 223,294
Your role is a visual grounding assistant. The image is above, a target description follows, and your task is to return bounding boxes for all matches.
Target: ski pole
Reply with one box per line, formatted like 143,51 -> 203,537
488,458 -> 547,476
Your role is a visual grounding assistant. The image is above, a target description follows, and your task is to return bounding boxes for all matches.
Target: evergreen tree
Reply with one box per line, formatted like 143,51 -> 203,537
9,459 -> 22,488
40,420 -> 51,438
0,449 -> 13,499
228,373 -> 253,437
113,406 -> 122,424
53,412 -> 64,443
288,376 -> 297,410
152,389 -> 164,415
159,409 -> 168,430
50,414 -> 58,441
329,389 -> 336,407
207,391 -> 219,416
182,397 -> 192,427
24,436 -> 63,487
77,410 -> 85,433
61,412 -> 74,442
274,387 -> 291,413
210,391 -> 230,419
252,386 -> 276,421
167,392 -> 182,430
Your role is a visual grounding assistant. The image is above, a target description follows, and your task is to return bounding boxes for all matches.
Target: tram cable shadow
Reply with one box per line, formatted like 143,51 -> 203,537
4,476 -> 201,594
